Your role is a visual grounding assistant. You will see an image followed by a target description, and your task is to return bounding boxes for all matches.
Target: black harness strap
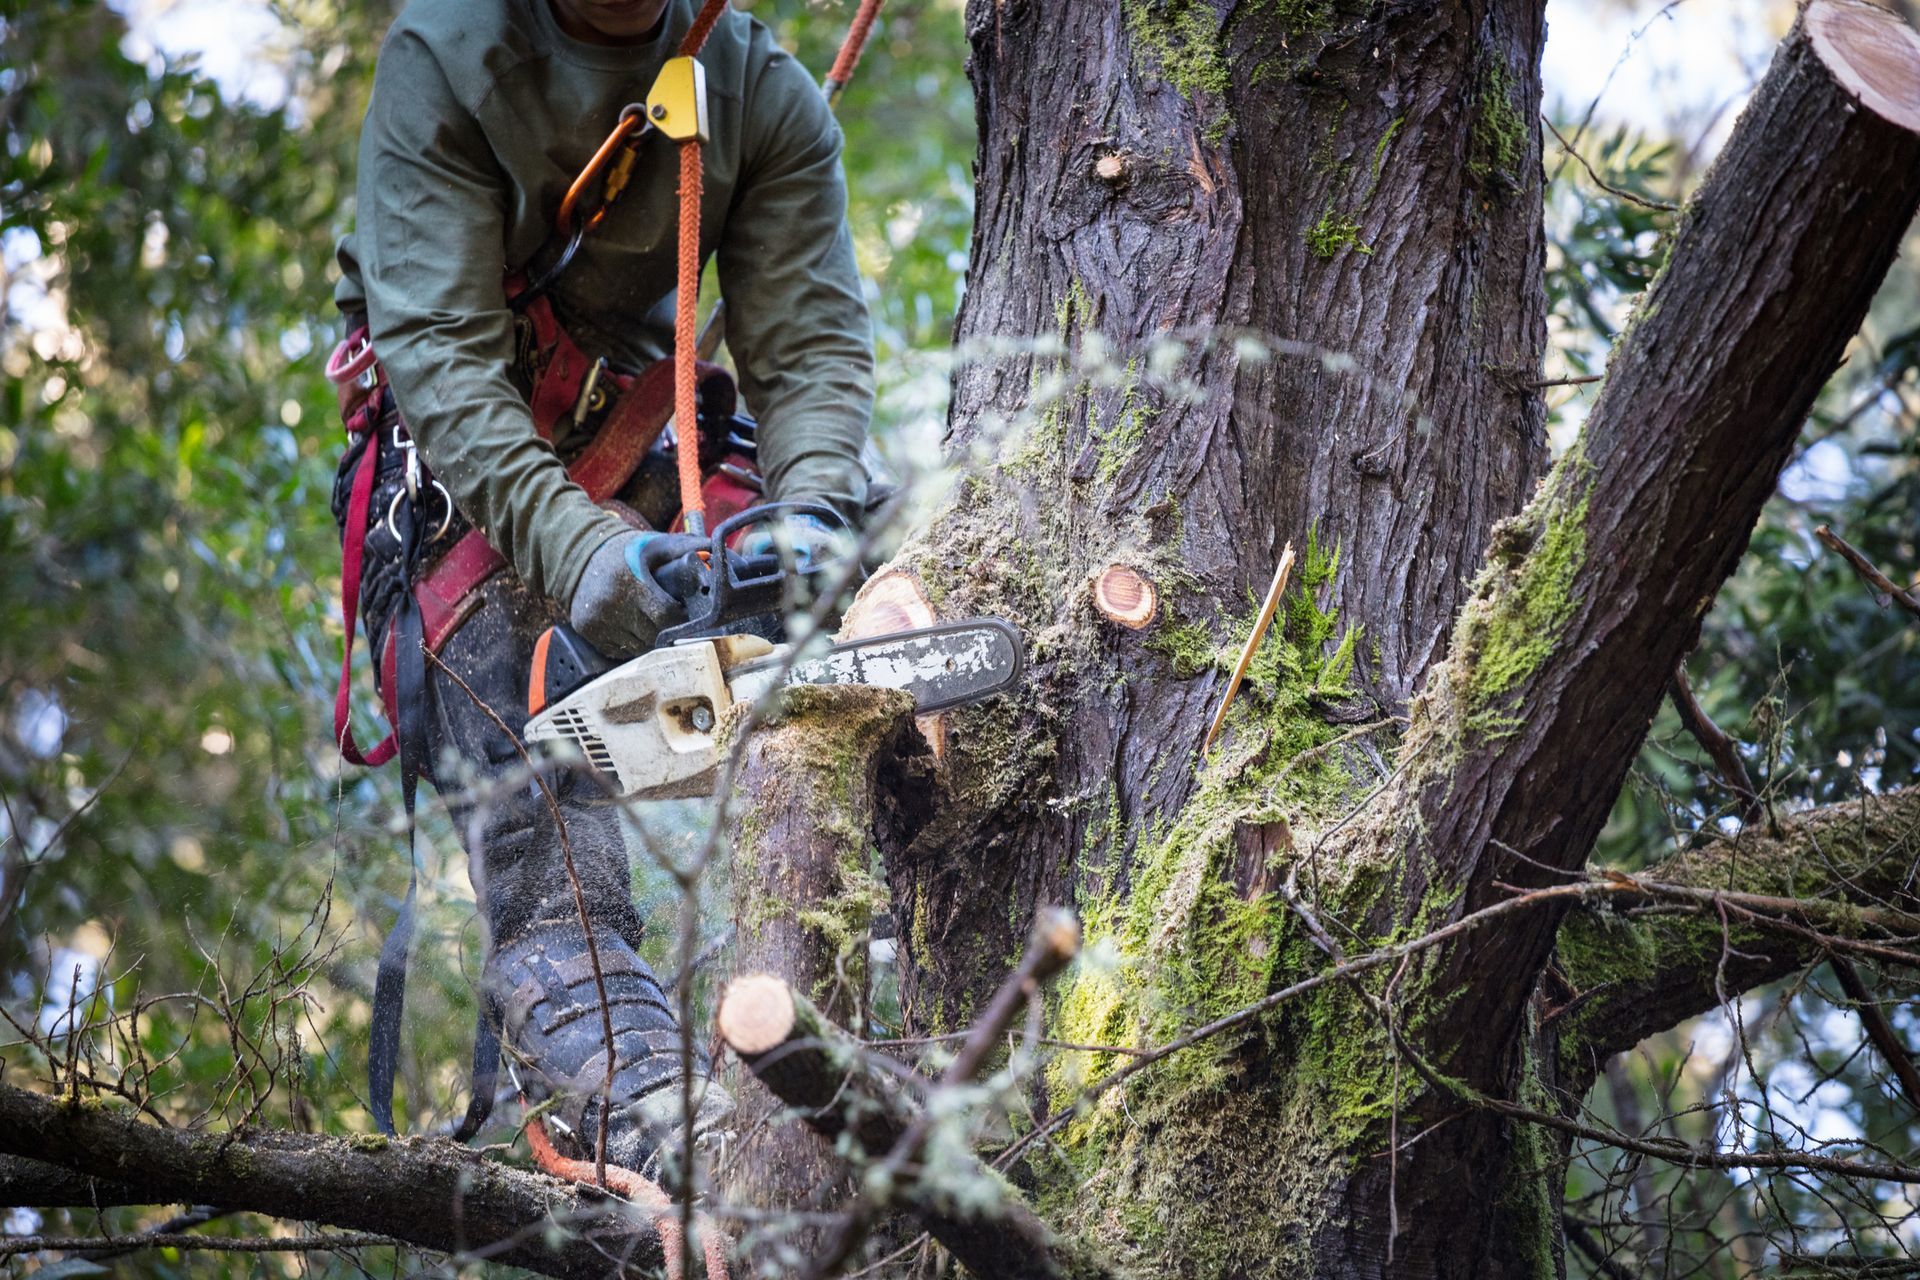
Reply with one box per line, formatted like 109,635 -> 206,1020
367,477 -> 436,1137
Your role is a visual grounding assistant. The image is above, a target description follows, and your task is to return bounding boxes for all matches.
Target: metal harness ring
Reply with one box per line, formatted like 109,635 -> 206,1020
386,482 -> 455,545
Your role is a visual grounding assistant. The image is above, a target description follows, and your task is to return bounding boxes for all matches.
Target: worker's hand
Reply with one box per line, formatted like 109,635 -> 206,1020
737,512 -> 846,568
567,530 -> 707,659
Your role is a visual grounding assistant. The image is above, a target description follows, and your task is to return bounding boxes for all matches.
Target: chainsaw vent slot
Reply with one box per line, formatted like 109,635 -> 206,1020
550,706 -> 622,788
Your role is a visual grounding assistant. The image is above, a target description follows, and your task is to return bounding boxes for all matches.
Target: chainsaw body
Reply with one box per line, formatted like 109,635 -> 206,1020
525,632 -> 776,800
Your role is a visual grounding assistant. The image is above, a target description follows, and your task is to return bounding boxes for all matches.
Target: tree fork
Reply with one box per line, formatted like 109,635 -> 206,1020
1337,0 -> 1920,1227
1403,0 -> 1920,1070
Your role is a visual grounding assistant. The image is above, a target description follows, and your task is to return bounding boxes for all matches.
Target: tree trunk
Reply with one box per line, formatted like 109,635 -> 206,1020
826,0 -> 1920,1276
886,0 -> 1551,1272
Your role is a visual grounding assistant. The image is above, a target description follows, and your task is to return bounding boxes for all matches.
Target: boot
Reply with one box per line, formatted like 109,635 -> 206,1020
486,918 -> 733,1180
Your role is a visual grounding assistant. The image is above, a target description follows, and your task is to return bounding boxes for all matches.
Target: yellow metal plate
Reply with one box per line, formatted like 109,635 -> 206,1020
645,56 -> 710,143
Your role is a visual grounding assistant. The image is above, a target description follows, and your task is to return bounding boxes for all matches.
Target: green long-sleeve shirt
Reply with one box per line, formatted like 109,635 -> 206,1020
336,0 -> 873,604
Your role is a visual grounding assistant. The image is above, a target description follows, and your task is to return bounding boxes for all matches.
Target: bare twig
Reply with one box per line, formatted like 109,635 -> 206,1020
1668,667 -> 1763,822
1827,955 -> 1920,1118
424,648 -> 617,1185
1815,524 -> 1920,622
797,909 -> 1084,1280
1543,116 -> 1680,212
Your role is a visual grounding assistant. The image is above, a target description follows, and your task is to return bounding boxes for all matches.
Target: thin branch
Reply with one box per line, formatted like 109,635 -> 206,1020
1564,1214 -> 1639,1280
720,975 -> 1093,1280
1470,1090 -> 1920,1184
796,909 -> 1086,1280
1543,116 -> 1680,212
424,647 -> 616,1183
1668,667 -> 1762,822
0,1232 -> 400,1259
1827,955 -> 1920,1118
1815,523 -> 1920,622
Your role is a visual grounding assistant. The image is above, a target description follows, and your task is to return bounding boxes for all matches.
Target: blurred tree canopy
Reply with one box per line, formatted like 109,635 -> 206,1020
1,0 -> 1916,1273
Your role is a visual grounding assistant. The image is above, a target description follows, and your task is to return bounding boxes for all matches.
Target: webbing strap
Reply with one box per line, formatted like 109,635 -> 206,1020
334,425 -> 398,768
367,486 -> 435,1137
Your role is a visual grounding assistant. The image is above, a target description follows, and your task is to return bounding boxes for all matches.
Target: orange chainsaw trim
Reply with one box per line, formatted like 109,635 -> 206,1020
526,1117 -> 731,1280
528,628 -> 554,717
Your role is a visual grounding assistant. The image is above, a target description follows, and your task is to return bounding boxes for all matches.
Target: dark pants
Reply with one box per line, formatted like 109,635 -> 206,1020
333,423 -> 646,958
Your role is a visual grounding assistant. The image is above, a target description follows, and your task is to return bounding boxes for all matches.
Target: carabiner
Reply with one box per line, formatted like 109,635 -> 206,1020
556,110 -> 654,240
390,423 -> 422,500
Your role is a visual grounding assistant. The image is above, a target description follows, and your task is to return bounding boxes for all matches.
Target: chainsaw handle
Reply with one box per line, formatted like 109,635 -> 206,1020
655,501 -> 848,646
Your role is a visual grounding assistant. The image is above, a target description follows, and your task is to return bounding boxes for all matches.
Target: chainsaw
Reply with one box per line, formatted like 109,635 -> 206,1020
524,502 -> 1023,800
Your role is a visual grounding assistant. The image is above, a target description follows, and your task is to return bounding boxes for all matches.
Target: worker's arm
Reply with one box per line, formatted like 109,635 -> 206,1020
717,50 -> 874,523
350,28 -> 624,605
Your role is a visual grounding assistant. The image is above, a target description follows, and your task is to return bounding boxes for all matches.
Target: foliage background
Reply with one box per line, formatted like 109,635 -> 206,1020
0,0 -> 1916,1273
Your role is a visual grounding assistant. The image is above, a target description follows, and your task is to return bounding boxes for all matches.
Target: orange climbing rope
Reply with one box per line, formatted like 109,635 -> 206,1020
668,0 -> 732,535
673,135 -> 709,534
824,0 -> 885,99
527,1117 -> 731,1280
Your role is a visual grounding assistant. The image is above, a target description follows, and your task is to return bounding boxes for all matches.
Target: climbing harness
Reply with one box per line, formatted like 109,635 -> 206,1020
326,0 -> 889,1146
326,296 -> 733,1138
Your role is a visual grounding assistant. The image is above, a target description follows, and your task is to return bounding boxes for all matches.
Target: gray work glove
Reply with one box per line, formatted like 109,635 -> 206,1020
567,529 -> 707,659
737,512 -> 847,568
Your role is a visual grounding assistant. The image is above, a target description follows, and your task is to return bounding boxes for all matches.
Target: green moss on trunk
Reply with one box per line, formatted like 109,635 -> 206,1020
1039,542 -> 1420,1273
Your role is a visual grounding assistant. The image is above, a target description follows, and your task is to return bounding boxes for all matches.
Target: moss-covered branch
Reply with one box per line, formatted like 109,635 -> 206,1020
0,1083 -> 663,1278
1554,784 -> 1920,1088
719,682 -> 929,1256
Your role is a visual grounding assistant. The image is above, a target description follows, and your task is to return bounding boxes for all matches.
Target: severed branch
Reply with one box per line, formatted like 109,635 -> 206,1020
1667,667 -> 1763,823
1816,523 -> 1920,622
0,1082 -> 666,1279
719,911 -> 1104,1280
719,682 -> 925,1251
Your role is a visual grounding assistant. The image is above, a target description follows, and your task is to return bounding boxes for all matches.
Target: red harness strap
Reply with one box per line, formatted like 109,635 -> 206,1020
329,331 -> 400,767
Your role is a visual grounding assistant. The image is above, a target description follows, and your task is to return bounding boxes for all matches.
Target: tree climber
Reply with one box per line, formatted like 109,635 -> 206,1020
325,0 -> 874,1180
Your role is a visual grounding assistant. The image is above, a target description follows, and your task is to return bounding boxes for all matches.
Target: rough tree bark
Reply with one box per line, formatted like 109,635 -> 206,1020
717,685 -> 930,1262
757,0 -> 1920,1276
